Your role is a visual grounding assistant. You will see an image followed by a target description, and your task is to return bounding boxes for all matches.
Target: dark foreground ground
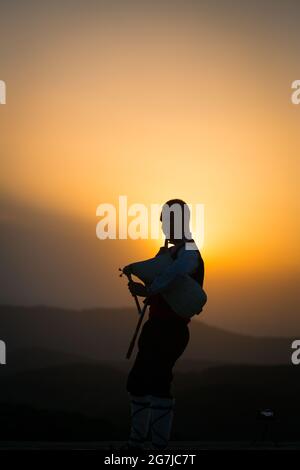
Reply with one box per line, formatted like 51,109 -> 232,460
1,361 -> 300,443
0,441 -> 299,451
1,306 -> 299,446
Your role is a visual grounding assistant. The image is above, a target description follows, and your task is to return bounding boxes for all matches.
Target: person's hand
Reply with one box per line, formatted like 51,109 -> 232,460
122,264 -> 132,276
128,281 -> 148,297
155,246 -> 169,257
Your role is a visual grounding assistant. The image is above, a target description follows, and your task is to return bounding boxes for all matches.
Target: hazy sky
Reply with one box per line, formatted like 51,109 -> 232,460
0,0 -> 299,335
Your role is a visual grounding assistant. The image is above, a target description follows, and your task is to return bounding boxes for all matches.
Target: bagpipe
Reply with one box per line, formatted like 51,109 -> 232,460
120,240 -> 207,358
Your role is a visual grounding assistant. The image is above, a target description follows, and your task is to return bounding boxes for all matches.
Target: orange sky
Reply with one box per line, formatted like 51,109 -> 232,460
0,0 -> 299,335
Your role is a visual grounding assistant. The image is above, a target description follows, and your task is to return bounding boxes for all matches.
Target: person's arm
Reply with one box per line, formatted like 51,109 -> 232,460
147,247 -> 199,295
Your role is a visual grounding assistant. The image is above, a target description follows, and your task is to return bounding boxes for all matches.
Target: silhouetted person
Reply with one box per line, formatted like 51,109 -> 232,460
125,199 -> 205,450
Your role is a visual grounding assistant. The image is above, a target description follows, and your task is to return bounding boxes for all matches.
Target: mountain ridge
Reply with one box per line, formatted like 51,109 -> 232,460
0,304 -> 294,364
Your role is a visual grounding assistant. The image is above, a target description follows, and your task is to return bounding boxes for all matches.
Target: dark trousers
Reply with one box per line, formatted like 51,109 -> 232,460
126,317 -> 190,398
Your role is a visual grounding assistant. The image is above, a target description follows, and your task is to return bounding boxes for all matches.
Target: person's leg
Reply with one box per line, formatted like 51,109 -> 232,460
148,320 -> 190,449
128,394 -> 151,448
126,318 -> 190,450
149,395 -> 175,450
126,320 -> 154,395
126,321 -> 153,448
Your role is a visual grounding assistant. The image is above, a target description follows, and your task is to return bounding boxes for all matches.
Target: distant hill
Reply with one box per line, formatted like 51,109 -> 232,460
0,305 -> 294,364
0,347 -> 97,376
0,403 -> 112,442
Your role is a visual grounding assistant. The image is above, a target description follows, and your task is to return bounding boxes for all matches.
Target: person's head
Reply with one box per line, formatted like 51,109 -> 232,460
160,199 -> 192,244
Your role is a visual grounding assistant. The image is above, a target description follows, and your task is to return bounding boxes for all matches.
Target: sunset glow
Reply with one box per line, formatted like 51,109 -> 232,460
1,1 -> 299,335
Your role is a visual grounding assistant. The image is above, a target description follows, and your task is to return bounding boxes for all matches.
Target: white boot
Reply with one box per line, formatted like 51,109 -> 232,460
150,396 -> 175,450
128,394 -> 151,448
